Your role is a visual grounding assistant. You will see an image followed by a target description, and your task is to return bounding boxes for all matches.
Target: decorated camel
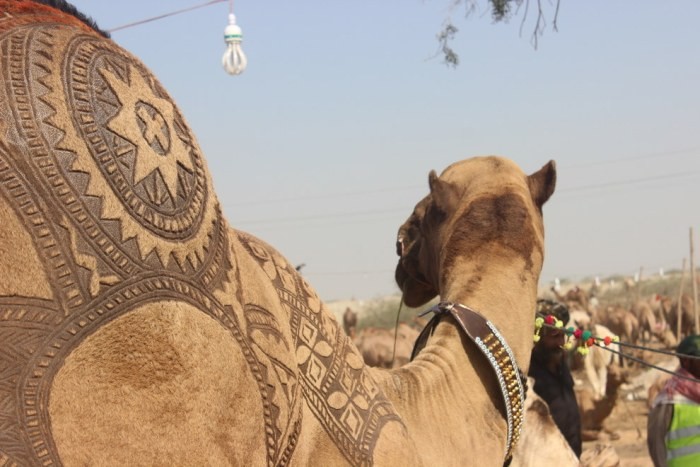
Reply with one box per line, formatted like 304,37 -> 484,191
0,2 -> 557,465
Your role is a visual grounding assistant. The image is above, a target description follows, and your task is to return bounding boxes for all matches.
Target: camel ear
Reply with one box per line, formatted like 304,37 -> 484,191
428,170 -> 439,192
528,160 -> 557,208
428,169 -> 457,214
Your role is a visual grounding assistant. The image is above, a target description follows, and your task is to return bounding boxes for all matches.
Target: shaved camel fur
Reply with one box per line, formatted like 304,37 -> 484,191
510,379 -> 579,466
0,3 -> 556,466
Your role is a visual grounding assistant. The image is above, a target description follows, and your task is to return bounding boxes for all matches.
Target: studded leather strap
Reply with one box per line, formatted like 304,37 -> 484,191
411,302 -> 526,463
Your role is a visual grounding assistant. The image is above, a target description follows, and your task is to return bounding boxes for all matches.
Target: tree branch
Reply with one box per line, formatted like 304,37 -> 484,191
437,0 -> 562,65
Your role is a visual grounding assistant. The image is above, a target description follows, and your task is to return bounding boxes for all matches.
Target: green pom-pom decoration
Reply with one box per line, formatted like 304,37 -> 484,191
582,330 -> 592,341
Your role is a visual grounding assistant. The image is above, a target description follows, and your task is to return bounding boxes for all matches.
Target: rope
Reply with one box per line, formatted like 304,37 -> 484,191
601,345 -> 700,383
390,296 -> 405,367
540,321 -> 700,359
538,321 -> 700,383
107,0 -> 226,33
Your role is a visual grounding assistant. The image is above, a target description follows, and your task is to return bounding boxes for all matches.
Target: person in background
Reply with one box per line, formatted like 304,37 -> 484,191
528,299 -> 582,458
648,335 -> 700,466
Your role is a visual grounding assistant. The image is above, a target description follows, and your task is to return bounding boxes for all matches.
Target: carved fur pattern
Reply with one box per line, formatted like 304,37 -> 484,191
238,232 -> 402,466
0,8 -> 254,465
0,4 -> 405,466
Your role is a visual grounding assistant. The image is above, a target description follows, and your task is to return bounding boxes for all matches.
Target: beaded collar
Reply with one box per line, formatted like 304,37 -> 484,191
411,302 -> 527,463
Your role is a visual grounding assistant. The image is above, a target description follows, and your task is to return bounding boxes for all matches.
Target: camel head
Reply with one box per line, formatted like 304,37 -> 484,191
395,156 -> 556,307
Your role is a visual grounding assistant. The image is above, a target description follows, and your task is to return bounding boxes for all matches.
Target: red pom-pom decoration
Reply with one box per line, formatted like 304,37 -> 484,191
574,329 -> 582,339
587,337 -> 595,347
604,336 -> 612,346
545,315 -> 556,325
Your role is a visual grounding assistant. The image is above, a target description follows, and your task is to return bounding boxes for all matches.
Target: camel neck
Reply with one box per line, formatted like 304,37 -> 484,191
372,316 -> 509,465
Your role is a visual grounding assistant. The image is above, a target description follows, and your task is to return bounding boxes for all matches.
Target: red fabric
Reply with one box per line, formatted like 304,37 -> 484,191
659,368 -> 700,404
0,1 -> 96,35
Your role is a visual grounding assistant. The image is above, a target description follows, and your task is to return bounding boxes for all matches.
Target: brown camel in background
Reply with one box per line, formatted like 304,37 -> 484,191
596,305 -> 640,366
667,294 -> 696,339
342,306 -> 358,338
354,323 -> 419,368
576,363 -> 629,441
551,285 -> 590,311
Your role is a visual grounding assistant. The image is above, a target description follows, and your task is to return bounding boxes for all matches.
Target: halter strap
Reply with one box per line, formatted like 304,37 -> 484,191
410,302 -> 527,463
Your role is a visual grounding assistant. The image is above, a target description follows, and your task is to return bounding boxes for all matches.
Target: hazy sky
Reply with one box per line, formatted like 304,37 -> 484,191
69,0 -> 700,302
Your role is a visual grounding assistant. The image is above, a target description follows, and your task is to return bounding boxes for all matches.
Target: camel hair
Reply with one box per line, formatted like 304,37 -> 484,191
0,2 -> 559,465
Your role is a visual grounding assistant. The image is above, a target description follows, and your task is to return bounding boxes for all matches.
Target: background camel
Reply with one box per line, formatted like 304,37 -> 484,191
576,363 -> 629,441
552,285 -> 590,312
596,305 -> 640,366
342,307 -> 358,338
353,323 -> 419,369
573,323 -> 621,400
667,293 -> 696,339
0,2 -> 556,465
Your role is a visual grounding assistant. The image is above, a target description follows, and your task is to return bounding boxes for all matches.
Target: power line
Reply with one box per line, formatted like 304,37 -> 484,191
107,0 -> 226,33
563,147 -> 699,169
226,148 -> 698,208
559,169 -> 700,194
304,269 -> 395,277
232,168 -> 700,228
226,185 -> 422,207
234,207 -> 404,227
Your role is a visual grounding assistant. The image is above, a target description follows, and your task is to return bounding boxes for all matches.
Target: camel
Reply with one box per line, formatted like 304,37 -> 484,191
632,299 -> 671,346
510,379 -> 579,466
353,323 -> 419,369
342,307 -> 358,338
359,347 -> 579,465
667,293 -> 696,339
551,284 -> 589,312
579,443 -> 621,467
596,305 -> 640,366
574,323 -> 620,400
569,309 -> 593,329
575,363 -> 629,441
0,2 -> 557,465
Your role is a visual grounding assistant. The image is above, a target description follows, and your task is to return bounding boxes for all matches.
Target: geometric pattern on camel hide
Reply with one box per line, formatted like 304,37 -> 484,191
0,4 -> 399,465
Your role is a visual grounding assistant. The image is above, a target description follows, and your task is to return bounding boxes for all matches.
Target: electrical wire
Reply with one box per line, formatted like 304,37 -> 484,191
107,0 -> 226,33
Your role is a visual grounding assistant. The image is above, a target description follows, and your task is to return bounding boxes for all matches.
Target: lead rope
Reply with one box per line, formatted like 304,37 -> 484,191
390,294 -> 406,368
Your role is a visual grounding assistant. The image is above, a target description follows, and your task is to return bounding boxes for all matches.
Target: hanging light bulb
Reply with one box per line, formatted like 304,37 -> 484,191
222,13 -> 247,75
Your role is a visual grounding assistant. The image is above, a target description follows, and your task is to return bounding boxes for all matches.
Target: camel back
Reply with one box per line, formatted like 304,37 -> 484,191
0,3 -> 400,465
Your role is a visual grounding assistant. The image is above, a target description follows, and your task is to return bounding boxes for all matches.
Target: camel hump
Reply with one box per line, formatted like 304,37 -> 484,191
0,6 -> 220,288
0,5 -> 232,465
